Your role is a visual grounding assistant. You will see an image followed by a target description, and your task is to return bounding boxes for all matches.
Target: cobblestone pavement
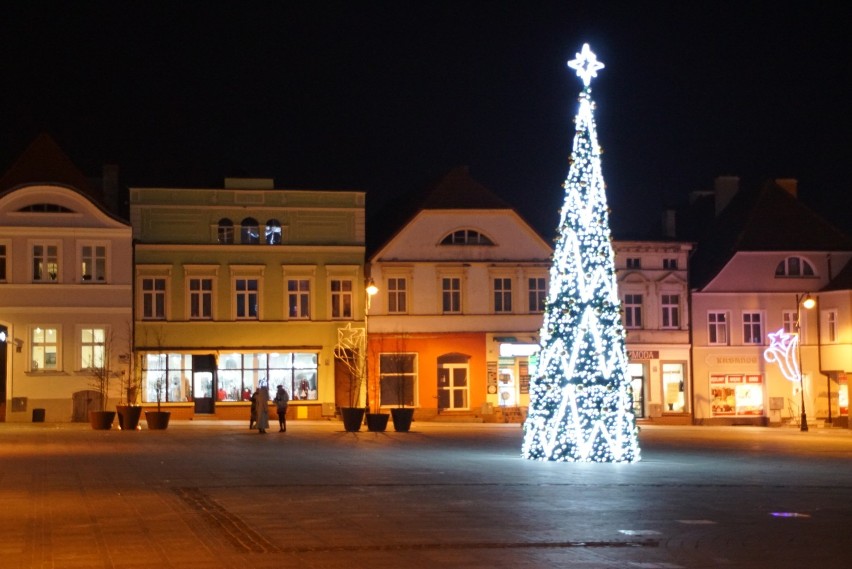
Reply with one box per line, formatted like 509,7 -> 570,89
1,420 -> 851,568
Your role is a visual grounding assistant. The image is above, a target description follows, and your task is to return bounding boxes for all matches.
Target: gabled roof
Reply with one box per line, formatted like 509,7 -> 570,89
690,180 -> 852,289
367,165 -> 537,258
823,258 -> 852,292
0,133 -> 101,202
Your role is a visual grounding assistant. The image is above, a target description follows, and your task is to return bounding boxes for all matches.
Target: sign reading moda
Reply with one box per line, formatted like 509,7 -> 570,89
521,45 -> 641,463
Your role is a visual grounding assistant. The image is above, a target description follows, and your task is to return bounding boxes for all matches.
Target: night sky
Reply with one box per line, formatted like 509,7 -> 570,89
2,2 -> 850,239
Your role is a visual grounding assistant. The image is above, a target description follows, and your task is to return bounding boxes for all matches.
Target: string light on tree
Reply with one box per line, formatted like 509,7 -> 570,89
522,44 -> 640,463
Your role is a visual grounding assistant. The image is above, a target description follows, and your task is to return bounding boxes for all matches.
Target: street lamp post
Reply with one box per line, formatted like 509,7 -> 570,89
364,278 -> 378,417
796,293 -> 816,432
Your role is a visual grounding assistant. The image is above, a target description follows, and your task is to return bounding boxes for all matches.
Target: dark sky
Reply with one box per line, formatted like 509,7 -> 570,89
2,1 -> 850,238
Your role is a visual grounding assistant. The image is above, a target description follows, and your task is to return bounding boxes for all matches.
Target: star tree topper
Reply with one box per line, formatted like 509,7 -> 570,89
568,43 -> 604,86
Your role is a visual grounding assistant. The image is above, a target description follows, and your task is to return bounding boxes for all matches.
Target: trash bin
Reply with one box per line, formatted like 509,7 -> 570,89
32,408 -> 46,422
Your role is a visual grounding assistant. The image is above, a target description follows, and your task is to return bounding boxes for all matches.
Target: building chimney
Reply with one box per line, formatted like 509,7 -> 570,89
714,176 -> 740,215
775,178 -> 798,198
662,208 -> 677,238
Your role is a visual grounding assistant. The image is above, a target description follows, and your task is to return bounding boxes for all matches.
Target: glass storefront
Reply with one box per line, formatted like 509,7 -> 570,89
710,374 -> 763,416
662,362 -> 686,412
142,351 -> 319,403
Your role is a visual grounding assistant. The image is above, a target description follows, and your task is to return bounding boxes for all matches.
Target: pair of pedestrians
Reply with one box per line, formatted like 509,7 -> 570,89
250,385 -> 289,433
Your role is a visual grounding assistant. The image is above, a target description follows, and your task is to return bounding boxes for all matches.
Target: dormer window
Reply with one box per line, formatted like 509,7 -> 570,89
18,203 -> 74,213
775,256 -> 815,277
440,229 -> 493,245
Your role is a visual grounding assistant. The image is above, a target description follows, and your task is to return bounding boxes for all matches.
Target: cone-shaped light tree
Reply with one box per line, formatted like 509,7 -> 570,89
522,44 -> 641,463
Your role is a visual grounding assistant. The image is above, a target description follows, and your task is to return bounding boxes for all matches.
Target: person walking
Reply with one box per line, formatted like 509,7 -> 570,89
254,384 -> 270,434
249,390 -> 257,429
274,385 -> 290,432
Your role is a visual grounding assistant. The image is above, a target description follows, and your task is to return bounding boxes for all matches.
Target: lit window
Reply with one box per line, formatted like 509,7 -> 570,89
81,328 -> 106,369
493,278 -> 512,313
235,278 -> 259,319
80,244 -> 107,282
287,279 -> 311,319
775,256 -> 815,277
743,312 -> 763,344
218,218 -> 234,244
528,277 -> 546,313
31,327 -> 59,370
141,278 -> 167,320
379,353 -> 416,406
442,277 -> 461,313
189,278 -> 214,320
240,218 -> 260,244
265,219 -> 282,245
661,294 -> 679,328
708,312 -> 728,345
32,243 -> 59,282
623,294 -> 642,328
440,229 -> 494,245
330,279 -> 353,319
387,277 -> 407,314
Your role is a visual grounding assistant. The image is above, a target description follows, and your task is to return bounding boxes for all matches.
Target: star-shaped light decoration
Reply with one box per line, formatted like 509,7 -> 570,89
568,43 -> 604,87
763,328 -> 801,382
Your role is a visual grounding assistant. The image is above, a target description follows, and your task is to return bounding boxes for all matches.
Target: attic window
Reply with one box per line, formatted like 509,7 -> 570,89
440,229 -> 494,245
775,256 -> 815,278
18,203 -> 74,213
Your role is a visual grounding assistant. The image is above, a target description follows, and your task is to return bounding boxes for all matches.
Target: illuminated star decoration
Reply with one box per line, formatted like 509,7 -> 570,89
568,43 -> 604,87
763,328 -> 801,382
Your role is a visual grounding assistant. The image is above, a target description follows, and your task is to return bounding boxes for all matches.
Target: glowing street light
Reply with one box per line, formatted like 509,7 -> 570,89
364,278 -> 378,416
796,293 -> 815,432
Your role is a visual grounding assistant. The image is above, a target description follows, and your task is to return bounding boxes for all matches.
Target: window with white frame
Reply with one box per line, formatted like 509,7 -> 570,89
528,277 -> 546,313
379,353 -> 416,407
235,278 -> 259,319
0,243 -> 7,282
265,219 -> 282,244
330,279 -> 353,319
32,242 -> 59,282
782,310 -> 797,334
387,277 -> 407,314
80,327 -> 106,369
287,279 -> 311,319
775,256 -> 815,277
440,229 -> 493,245
623,294 -> 642,328
742,312 -> 764,344
188,278 -> 214,320
708,312 -> 729,345
493,277 -> 512,313
825,310 -> 838,343
141,277 -> 167,320
661,294 -> 680,328
31,327 -> 59,371
80,244 -> 107,282
442,277 -> 461,314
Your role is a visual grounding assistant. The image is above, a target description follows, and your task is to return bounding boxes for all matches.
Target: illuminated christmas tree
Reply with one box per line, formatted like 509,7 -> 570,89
522,44 -> 640,463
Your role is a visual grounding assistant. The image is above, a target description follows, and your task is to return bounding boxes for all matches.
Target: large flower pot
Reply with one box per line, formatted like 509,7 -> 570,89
145,411 -> 171,430
391,408 -> 414,432
89,410 -> 116,430
116,405 -> 143,431
366,412 -> 390,432
340,407 -> 365,432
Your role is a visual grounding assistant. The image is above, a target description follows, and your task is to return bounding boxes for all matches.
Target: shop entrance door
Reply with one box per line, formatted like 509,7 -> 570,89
628,362 -> 645,418
192,354 -> 217,414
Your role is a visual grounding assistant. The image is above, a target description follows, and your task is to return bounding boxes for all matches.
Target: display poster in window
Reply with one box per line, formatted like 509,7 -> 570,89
519,360 -> 529,394
711,374 -> 763,416
487,361 -> 498,394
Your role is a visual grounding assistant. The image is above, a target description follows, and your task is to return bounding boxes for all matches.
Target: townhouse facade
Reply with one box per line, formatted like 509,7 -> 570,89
0,135 -> 133,423
131,177 -> 368,420
687,178 -> 852,426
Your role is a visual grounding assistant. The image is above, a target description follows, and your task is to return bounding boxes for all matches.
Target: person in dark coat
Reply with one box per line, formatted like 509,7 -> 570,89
274,385 -> 290,432
249,390 -> 257,429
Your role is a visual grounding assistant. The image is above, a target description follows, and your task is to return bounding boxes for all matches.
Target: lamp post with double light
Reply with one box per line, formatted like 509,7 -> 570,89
796,293 -> 816,432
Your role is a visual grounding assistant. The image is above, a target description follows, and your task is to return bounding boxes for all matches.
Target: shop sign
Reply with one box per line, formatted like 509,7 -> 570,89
627,350 -> 658,360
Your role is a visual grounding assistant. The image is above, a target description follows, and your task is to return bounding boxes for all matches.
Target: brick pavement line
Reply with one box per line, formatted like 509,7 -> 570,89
173,487 -> 281,554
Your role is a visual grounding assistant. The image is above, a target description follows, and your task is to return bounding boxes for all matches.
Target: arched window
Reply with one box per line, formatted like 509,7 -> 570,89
265,219 -> 282,245
440,229 -> 494,246
18,203 -> 74,213
217,218 -> 234,244
240,217 -> 260,244
775,256 -> 815,277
